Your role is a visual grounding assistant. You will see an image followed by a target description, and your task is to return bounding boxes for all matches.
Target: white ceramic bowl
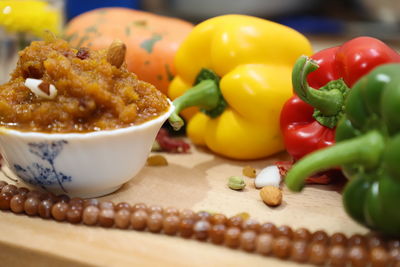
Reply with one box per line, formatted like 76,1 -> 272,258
0,101 -> 174,198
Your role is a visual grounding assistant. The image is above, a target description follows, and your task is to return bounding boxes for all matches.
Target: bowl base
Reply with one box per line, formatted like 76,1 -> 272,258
70,184 -> 123,199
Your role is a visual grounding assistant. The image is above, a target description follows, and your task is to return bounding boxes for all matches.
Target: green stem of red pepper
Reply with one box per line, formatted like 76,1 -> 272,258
285,130 -> 385,192
168,69 -> 227,131
292,56 -> 349,128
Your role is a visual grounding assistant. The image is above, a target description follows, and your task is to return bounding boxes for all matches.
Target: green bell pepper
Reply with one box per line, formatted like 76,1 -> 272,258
285,63 -> 400,236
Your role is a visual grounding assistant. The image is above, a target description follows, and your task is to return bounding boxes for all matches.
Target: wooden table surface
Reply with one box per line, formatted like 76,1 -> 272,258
0,142 -> 368,267
3,36 -> 396,266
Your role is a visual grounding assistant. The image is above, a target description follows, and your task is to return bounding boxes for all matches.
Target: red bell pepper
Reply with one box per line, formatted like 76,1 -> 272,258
280,36 -> 400,162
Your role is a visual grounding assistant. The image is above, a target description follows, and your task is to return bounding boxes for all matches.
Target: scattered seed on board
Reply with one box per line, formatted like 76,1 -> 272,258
147,154 -> 168,166
242,166 -> 257,178
255,165 -> 281,188
228,176 -> 246,190
260,186 -> 282,207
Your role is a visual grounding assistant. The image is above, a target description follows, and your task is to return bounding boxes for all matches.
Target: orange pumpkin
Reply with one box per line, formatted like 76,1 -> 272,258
65,7 -> 193,95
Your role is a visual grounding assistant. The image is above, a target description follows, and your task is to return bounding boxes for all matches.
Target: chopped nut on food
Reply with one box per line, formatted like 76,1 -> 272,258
147,154 -> 168,166
242,165 -> 257,178
76,47 -> 90,60
228,176 -> 246,190
260,186 -> 282,207
107,40 -> 126,68
24,78 -> 57,100
255,165 -> 281,188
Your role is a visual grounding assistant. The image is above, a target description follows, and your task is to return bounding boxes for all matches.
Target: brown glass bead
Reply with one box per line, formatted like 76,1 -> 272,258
389,247 -> 400,264
370,246 -> 389,267
69,197 -> 83,206
83,198 -> 99,208
38,199 -> 53,218
163,207 -> 179,217
227,216 -> 243,228
115,209 -> 131,229
330,232 -> 348,246
2,184 -> 18,195
67,205 -> 83,224
368,235 -> 385,249
225,227 -> 241,248
51,202 -> 68,221
115,202 -> 131,212
291,240 -> 309,263
17,187 -> 30,196
349,234 -> 367,247
57,194 -> 70,203
99,208 -> 115,227
179,218 -> 195,238
99,201 -> 114,210
348,245 -> 368,267
328,245 -> 347,266
272,236 -> 291,259
293,228 -> 311,242
388,239 -> 400,250
130,210 -> 148,231
275,225 -> 293,239
26,190 -> 45,200
259,222 -> 276,235
196,211 -> 212,222
193,220 -> 211,241
147,204 -> 163,215
240,230 -> 257,252
308,242 -> 327,265
132,203 -> 147,212
10,194 -> 26,213
179,209 -> 196,220
45,192 -> 59,203
242,218 -> 260,232
83,205 -> 100,225
39,192 -> 52,202
0,192 -> 12,210
24,197 -> 40,216
210,224 -> 226,244
256,233 -> 274,255
311,230 -> 329,245
163,215 -> 180,235
211,213 -> 227,225
147,212 -> 163,233
0,181 -> 7,190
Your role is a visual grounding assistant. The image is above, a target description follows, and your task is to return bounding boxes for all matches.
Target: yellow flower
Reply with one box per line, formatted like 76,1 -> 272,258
0,0 -> 61,38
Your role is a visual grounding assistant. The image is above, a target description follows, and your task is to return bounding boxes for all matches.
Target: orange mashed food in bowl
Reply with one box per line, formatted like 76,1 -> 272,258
0,38 -> 169,133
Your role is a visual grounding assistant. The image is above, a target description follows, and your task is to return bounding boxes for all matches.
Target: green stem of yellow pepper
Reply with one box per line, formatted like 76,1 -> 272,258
169,68 -> 227,131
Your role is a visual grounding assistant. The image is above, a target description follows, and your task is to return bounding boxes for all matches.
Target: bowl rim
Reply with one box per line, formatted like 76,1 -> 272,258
0,99 -> 174,139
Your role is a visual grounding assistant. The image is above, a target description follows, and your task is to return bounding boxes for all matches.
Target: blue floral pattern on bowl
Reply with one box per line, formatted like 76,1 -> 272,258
13,140 -> 72,193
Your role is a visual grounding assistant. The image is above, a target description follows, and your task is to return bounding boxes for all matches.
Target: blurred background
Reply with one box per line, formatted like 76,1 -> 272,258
0,0 -> 399,83
65,0 -> 400,39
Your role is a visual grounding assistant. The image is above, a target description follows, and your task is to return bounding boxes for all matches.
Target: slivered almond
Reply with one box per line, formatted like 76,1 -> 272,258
25,78 -> 57,99
38,81 -> 50,94
107,40 -> 126,68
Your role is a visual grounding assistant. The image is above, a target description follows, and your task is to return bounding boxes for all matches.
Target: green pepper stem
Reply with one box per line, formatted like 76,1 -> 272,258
168,80 -> 220,131
293,56 -> 346,117
285,130 -> 385,192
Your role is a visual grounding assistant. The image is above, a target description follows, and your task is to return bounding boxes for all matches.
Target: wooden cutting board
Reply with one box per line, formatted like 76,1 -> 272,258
0,143 -> 368,267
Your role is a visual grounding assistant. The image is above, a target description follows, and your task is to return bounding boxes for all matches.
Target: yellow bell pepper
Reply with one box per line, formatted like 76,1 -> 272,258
168,15 -> 313,160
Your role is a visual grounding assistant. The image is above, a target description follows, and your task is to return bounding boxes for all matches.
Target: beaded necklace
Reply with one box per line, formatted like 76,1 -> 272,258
0,180 -> 399,266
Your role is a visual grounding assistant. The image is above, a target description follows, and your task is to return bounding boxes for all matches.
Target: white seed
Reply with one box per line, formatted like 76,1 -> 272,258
24,78 -> 57,100
254,165 -> 281,188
